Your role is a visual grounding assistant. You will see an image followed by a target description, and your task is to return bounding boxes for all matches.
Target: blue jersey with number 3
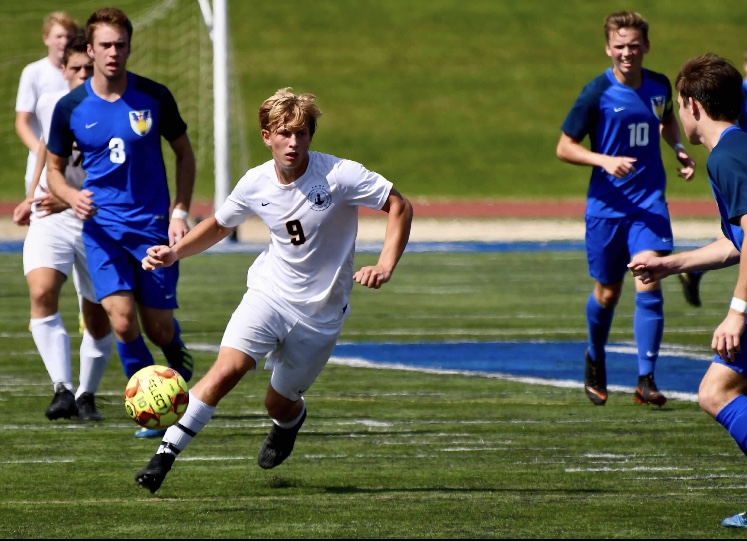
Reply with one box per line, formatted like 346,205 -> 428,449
561,67 -> 673,219
47,71 -> 187,230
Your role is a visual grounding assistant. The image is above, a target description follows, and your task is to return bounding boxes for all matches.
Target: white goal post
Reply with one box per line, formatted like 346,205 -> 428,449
130,0 -> 243,215
196,0 -> 230,213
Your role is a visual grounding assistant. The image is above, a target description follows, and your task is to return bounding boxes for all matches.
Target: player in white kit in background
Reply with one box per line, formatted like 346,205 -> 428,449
14,34 -> 113,422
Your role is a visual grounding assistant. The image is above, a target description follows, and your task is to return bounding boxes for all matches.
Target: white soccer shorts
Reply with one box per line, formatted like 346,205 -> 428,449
221,288 -> 348,401
22,211 -> 97,303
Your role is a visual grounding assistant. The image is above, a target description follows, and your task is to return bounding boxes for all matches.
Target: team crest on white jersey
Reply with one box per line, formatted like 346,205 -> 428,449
650,96 -> 666,120
129,110 -> 152,136
307,185 -> 332,211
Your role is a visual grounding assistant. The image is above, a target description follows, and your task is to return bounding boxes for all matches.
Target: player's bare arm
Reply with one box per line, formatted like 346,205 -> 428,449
142,215 -> 235,271
46,151 -> 96,220
13,138 -> 48,225
712,218 -> 747,363
15,111 -> 41,154
167,132 -> 196,245
556,132 -> 637,178
660,111 -> 695,180
353,188 -> 413,289
629,236 -> 739,284
28,140 -> 69,218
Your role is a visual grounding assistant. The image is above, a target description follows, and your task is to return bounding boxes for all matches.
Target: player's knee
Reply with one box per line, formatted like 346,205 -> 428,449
698,378 -> 721,418
596,290 -> 620,309
109,315 -> 140,341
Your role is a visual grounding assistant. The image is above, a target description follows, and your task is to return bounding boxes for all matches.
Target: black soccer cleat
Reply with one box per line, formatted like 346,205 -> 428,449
162,337 -> 194,382
76,392 -> 104,421
634,373 -> 667,407
258,410 -> 307,469
678,271 -> 703,308
45,385 -> 79,420
584,349 -> 608,406
135,452 -> 176,494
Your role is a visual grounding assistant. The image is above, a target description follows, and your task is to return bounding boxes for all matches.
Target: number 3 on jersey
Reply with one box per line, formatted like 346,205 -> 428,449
109,137 -> 126,164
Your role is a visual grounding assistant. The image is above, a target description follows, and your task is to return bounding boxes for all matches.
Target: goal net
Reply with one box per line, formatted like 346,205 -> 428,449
1,0 -> 248,212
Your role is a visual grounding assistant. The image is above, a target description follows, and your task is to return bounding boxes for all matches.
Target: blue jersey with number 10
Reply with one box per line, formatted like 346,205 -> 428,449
561,67 -> 673,219
47,71 -> 187,231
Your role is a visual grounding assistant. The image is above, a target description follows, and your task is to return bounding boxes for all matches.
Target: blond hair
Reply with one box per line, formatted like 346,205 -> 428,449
258,88 -> 322,136
42,11 -> 79,37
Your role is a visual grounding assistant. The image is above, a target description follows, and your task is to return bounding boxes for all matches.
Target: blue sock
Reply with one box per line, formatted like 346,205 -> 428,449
586,292 -> 614,362
715,395 -> 747,456
117,335 -> 155,379
634,290 -> 664,376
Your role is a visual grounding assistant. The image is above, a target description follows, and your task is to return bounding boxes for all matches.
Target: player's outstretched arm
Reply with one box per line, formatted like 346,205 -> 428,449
142,215 -> 235,271
353,188 -> 413,289
629,236 -> 739,284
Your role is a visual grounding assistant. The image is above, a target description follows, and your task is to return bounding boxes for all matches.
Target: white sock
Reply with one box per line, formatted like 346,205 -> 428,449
76,330 -> 113,398
30,313 -> 72,391
160,391 -> 216,454
273,398 -> 306,428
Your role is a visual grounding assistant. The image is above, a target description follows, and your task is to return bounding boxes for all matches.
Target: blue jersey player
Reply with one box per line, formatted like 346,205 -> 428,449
556,11 -> 695,407
629,53 -> 747,530
678,51 -> 747,306
46,7 -> 196,438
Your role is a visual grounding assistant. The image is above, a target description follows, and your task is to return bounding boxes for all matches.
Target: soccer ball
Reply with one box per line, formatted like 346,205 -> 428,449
124,365 -> 189,429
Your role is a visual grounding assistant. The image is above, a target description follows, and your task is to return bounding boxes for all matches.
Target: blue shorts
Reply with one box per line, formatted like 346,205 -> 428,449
585,209 -> 673,284
712,350 -> 747,374
83,217 -> 179,309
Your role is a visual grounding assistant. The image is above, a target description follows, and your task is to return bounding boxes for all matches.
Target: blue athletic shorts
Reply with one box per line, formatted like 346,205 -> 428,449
585,208 -> 673,285
712,350 -> 747,374
82,218 -> 179,309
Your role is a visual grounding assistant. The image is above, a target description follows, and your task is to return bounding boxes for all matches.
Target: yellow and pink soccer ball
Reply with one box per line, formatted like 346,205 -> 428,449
124,365 -> 189,429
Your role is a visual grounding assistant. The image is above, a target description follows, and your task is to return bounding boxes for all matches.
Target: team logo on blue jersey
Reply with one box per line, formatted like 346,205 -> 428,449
129,110 -> 152,136
650,96 -> 666,120
307,185 -> 332,211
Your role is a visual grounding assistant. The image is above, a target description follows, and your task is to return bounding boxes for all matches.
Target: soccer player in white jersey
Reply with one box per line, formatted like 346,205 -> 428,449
15,12 -> 79,198
15,12 -> 87,335
14,34 -> 113,422
135,87 -> 414,493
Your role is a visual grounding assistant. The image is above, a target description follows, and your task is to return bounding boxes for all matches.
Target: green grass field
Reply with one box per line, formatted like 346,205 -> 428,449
3,0 -> 747,537
2,0 -> 747,203
1,249 -> 746,538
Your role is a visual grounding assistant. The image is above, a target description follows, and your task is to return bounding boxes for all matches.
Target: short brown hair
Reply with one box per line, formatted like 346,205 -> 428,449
676,53 -> 742,122
604,11 -> 649,43
85,7 -> 133,46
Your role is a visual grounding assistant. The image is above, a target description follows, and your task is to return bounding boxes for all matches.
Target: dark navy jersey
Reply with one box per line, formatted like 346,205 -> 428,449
47,71 -> 187,229
739,80 -> 747,131
561,67 -> 673,218
707,125 -> 747,251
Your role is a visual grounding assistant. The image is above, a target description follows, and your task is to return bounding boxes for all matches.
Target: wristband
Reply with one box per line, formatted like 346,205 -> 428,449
673,143 -> 686,154
730,297 -> 747,313
171,208 -> 189,221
